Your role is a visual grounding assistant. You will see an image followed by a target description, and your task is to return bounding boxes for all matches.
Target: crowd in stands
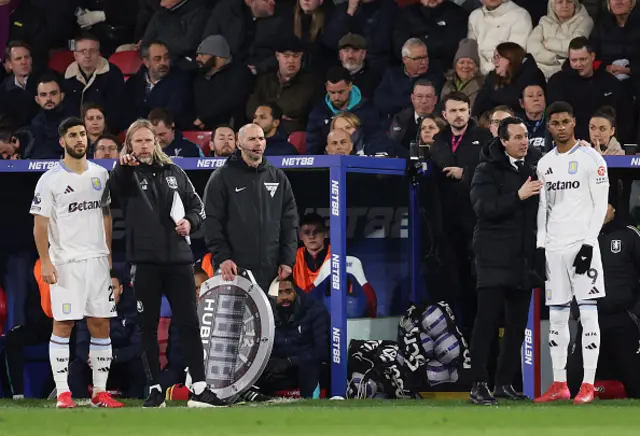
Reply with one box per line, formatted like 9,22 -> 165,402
1,0 -> 638,162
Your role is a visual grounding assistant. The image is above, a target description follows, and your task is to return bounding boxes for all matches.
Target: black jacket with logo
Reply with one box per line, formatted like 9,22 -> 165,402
598,215 -> 640,316
203,151 -> 298,292
109,161 -> 205,265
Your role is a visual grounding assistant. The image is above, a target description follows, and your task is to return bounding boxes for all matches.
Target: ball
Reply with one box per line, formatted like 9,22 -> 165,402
433,332 -> 461,365
421,305 -> 448,339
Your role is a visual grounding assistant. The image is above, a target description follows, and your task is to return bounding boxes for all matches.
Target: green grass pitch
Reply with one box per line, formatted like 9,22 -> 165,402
1,399 -> 639,435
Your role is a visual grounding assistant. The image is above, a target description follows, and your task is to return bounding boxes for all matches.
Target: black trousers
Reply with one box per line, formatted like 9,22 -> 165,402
567,312 -> 640,398
4,324 -> 52,396
257,361 -> 321,398
470,287 -> 532,386
68,357 -> 146,399
131,264 -> 206,386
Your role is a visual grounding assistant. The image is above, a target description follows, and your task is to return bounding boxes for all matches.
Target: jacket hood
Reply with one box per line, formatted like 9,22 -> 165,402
226,149 -> 270,172
601,212 -> 635,234
560,56 -> 608,78
325,85 -> 363,115
480,136 -> 542,167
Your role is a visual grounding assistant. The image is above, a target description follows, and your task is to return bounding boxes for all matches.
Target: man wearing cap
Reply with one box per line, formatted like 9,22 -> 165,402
256,275 -> 330,399
337,33 -> 382,99
246,38 -> 316,134
323,0 -> 397,71
192,35 -> 254,130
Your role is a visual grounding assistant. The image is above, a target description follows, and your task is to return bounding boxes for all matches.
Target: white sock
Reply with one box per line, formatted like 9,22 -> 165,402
578,300 -> 600,385
548,305 -> 571,383
192,381 -> 207,395
49,335 -> 70,394
90,337 -> 112,394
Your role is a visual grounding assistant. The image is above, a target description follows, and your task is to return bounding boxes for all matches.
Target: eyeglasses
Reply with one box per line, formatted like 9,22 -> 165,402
75,49 -> 99,56
407,55 -> 428,62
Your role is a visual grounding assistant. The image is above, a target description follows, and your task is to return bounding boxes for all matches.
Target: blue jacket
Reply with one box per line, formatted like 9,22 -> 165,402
374,66 -> 444,122
272,290 -> 330,365
74,287 -> 140,365
306,85 -> 380,155
163,134 -> 204,158
124,67 -> 193,129
29,105 -> 74,159
265,131 -> 299,156
322,0 -> 397,71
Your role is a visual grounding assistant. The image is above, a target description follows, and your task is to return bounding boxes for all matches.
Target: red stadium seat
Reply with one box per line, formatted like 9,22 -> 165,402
158,317 -> 171,370
109,51 -> 142,80
183,131 -> 212,157
118,130 -> 126,144
288,131 -> 307,155
48,51 -> 75,74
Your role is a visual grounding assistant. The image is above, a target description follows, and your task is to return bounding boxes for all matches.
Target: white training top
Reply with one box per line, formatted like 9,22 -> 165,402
536,143 -> 609,252
30,161 -> 110,265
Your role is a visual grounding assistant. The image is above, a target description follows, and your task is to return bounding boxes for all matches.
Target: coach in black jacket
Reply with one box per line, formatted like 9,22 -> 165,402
567,201 -> 640,398
108,119 -> 223,408
468,117 -> 544,405
203,123 -> 298,294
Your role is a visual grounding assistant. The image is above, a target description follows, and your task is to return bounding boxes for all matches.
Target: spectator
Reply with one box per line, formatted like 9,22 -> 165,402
124,40 -> 192,129
141,0 -> 211,72
323,0 -> 396,71
93,133 -> 122,159
0,41 -> 39,128
246,38 -> 316,135
547,37 -> 633,143
326,128 -> 354,155
389,79 -> 438,150
192,35 -> 254,130
68,275 -> 145,399
256,276 -> 329,398
468,0 -> 533,75
82,102 -> 108,157
441,39 -> 485,110
374,38 -> 443,122
63,33 -> 126,132
30,76 -> 73,159
306,66 -> 379,154
336,33 -> 382,100
416,114 -> 447,159
74,0 -> 139,57
253,103 -> 299,155
519,84 -> 551,152
488,105 -> 515,137
149,108 -> 203,158
0,123 -> 34,159
430,92 -> 492,334
527,0 -> 593,80
588,106 -> 624,155
209,125 -> 237,157
331,112 -> 403,156
285,0 -> 335,72
392,0 -> 469,70
473,42 -> 545,117
202,0 -> 283,74
134,0 -> 162,44
590,0 -> 640,91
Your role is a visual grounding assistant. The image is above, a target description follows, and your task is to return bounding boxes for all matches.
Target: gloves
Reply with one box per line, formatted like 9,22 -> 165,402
77,10 -> 106,28
573,244 -> 593,275
533,247 -> 547,283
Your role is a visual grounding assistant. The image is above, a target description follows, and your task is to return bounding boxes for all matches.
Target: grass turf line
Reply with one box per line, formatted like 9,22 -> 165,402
0,399 -> 639,436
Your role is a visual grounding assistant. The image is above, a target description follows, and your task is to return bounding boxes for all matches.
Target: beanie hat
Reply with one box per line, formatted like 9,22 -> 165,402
454,39 -> 480,68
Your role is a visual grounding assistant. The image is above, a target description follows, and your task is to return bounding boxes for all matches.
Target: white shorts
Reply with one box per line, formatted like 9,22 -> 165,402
50,256 -> 117,321
545,244 -> 606,306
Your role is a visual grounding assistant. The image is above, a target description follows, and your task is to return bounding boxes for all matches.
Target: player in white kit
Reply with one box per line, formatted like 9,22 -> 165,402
30,118 -> 123,409
534,102 -> 609,404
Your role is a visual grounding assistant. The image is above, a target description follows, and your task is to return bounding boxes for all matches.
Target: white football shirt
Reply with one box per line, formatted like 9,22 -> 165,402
30,161 -> 111,265
536,143 -> 609,251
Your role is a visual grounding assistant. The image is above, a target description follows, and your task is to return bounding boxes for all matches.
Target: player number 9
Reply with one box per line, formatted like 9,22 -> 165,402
586,268 -> 598,285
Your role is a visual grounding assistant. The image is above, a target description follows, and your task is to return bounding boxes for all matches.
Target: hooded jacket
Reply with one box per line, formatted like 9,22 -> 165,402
468,0 -> 533,75
470,138 -> 543,289
527,0 -> 593,80
203,151 -> 298,292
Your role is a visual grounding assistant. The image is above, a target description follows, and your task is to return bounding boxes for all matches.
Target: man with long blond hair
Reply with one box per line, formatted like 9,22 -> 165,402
108,119 -> 226,408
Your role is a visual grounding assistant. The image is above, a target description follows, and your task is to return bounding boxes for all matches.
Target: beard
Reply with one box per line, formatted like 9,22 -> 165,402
277,303 -> 294,321
65,143 -> 86,159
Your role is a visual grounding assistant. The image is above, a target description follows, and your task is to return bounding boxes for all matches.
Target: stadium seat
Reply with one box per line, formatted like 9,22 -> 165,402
183,131 -> 212,156
48,50 -> 75,74
288,131 -> 307,155
117,131 -> 126,144
108,51 -> 142,81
